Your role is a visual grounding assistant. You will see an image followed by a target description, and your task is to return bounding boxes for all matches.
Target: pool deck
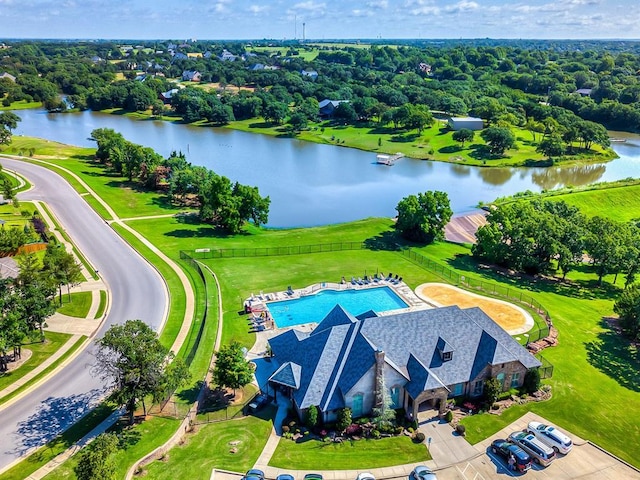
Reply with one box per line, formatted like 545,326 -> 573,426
245,279 -> 430,360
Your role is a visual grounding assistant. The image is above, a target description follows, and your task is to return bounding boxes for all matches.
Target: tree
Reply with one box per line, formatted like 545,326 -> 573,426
585,216 -> 626,285
94,319 -> 174,424
452,128 -> 474,147
395,191 -> 452,243
211,341 -> 253,396
484,377 -> 502,405
480,126 -> 515,156
0,111 -> 20,145
305,405 -> 319,428
74,432 -> 119,480
42,244 -> 83,304
287,111 -> 308,133
536,133 -> 565,158
614,285 -> 640,341
523,369 -> 541,394
263,101 -> 288,125
336,407 -> 352,433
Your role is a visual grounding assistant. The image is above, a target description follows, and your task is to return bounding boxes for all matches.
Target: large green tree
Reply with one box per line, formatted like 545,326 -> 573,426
74,433 -> 119,480
480,126 -> 515,156
0,111 -> 20,145
395,190 -> 452,243
211,341 -> 253,396
613,285 -> 640,341
94,319 -> 187,424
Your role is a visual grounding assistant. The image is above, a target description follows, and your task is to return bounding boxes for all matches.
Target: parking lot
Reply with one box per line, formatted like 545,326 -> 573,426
433,412 -> 640,479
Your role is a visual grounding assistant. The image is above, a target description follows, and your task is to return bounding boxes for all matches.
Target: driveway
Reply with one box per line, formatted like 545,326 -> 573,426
0,158 -> 168,470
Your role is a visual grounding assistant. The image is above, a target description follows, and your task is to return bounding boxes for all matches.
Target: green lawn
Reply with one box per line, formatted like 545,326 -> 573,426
0,200 -> 38,230
0,404 -> 115,480
0,100 -> 42,110
0,332 -> 73,397
57,291 -> 92,317
94,290 -> 107,318
269,435 -> 430,470
551,183 -> 640,222
144,412 -> 275,478
43,416 -> 181,480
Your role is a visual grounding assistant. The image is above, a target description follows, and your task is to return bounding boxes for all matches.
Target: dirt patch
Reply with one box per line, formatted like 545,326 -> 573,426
419,284 -> 529,333
4,348 -> 33,372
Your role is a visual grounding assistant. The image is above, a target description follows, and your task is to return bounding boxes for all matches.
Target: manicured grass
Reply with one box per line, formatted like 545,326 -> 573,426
0,332 -> 73,396
42,416 -> 181,480
94,290 -> 107,318
144,412 -> 275,478
0,200 -> 38,230
552,182 -> 640,222
0,100 -> 42,110
269,435 -> 430,470
0,335 -> 85,407
57,291 -> 92,318
227,119 -> 614,167
0,403 -> 115,480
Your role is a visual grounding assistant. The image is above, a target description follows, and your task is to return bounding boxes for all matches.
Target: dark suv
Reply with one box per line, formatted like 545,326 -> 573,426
490,439 -> 533,472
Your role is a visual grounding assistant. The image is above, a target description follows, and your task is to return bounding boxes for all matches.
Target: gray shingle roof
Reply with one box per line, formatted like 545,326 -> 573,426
268,305 -> 541,412
270,362 -> 301,389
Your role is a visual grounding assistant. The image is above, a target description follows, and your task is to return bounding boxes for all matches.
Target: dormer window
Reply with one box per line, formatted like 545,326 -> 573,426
437,336 -> 454,362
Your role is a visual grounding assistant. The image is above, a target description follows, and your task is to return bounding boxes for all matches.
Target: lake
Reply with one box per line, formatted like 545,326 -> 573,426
11,109 -> 640,228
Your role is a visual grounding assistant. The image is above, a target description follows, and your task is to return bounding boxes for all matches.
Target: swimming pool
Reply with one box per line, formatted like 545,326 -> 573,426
268,286 -> 409,328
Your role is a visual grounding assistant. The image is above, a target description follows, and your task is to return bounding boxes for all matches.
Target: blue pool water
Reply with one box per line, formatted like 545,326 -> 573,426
269,286 -> 408,328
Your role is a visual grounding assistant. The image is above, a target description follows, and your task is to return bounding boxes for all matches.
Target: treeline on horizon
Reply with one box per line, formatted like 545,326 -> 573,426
1,39 -> 639,136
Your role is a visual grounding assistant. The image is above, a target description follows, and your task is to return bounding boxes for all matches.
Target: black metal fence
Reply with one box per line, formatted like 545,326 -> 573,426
537,354 -> 554,379
180,242 -> 366,260
181,243 -> 554,374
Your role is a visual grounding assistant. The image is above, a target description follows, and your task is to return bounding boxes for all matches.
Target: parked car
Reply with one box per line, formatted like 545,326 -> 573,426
248,393 -> 270,413
509,431 -> 556,467
409,465 -> 437,480
490,439 -> 533,472
356,473 -> 375,480
303,474 -> 323,480
243,470 -> 265,480
527,421 -> 573,454
276,475 -> 295,480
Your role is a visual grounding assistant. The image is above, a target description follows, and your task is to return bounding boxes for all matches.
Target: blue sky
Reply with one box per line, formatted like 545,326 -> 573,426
1,0 -> 639,40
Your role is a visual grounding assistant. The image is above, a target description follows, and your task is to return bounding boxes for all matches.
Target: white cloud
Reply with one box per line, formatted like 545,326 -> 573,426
248,4 -> 269,14
444,1 -> 479,14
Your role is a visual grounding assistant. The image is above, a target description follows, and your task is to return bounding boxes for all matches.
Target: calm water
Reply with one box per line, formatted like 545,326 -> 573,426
12,109 -> 640,227
268,286 -> 408,327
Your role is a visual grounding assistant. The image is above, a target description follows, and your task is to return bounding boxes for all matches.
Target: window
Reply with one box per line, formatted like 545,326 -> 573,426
510,372 -> 520,388
496,372 -> 506,389
453,383 -> 464,397
442,351 -> 452,362
352,393 -> 363,417
473,380 -> 483,396
390,387 -> 400,408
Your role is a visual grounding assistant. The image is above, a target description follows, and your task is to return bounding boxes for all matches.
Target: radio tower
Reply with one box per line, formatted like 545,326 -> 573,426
302,22 -> 306,42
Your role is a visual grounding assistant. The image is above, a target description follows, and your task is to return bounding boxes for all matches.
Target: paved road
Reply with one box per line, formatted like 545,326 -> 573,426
0,158 -> 168,470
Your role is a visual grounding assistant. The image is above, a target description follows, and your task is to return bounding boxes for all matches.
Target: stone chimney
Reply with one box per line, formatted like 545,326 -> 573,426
374,349 -> 385,411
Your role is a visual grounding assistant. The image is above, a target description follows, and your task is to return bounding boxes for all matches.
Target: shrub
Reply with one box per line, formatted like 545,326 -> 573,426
491,403 -> 500,411
371,429 -> 381,439
456,424 -> 466,436
445,410 -> 454,423
345,424 -> 363,437
394,426 -> 404,435
523,368 -> 541,394
413,432 -> 426,443
305,405 -> 319,428
484,377 -> 502,405
407,427 -> 414,434
336,407 -> 352,432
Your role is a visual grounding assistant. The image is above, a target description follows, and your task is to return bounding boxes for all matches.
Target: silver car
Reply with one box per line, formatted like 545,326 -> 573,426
509,431 -> 556,467
527,421 -> 573,454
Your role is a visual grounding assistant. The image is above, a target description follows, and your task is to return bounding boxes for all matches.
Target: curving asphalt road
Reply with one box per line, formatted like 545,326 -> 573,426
0,158 -> 168,470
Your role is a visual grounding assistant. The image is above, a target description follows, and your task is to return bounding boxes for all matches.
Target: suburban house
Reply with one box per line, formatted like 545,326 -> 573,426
159,88 -> 179,103
0,72 -> 16,82
267,304 -> 541,423
301,69 -> 319,80
182,70 -> 202,82
574,88 -> 593,97
319,99 -> 349,117
448,116 -> 484,131
219,49 -> 237,62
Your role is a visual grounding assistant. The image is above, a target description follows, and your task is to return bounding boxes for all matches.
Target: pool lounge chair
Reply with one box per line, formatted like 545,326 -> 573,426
287,286 -> 294,296
351,276 -> 357,285
386,273 -> 393,281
